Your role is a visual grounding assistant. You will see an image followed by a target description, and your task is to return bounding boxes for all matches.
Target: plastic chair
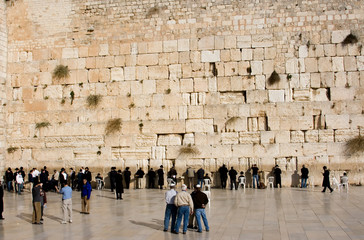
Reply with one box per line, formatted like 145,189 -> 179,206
167,178 -> 175,186
268,176 -> 274,189
309,177 -> 315,188
331,177 -> 341,191
341,176 -> 349,192
203,179 -> 211,191
238,177 -> 246,189
96,179 -> 104,190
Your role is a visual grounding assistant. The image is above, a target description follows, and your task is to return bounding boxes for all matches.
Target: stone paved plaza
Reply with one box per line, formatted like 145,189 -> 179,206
1,186 -> 364,240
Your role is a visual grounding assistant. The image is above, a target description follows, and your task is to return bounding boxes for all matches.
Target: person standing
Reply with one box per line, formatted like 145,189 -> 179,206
109,167 -> 117,192
32,180 -> 43,224
218,164 -> 228,189
148,168 -> 156,189
28,169 -> 34,192
0,179 -> 4,220
301,165 -> 309,188
52,169 -> 59,190
252,164 -> 259,189
186,166 -> 195,189
168,167 -> 177,184
157,165 -> 164,189
40,169 -> 48,191
16,172 -> 24,195
322,166 -> 333,193
173,184 -> 194,234
163,183 -> 178,232
196,167 -> 205,187
228,167 -> 238,190
191,185 -> 209,233
77,169 -> 83,191
81,179 -> 92,214
135,168 -> 145,189
115,170 -> 124,200
84,167 -> 92,183
13,168 -> 19,193
56,182 -> 72,224
274,165 -> 282,188
123,167 -> 131,189
5,168 -> 13,192
70,168 -> 75,190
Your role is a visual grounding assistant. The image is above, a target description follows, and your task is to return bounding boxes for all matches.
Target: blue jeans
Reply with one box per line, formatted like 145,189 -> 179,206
253,175 -> 259,188
195,208 -> 209,232
174,206 -> 190,233
7,181 -> 12,191
17,183 -> 23,194
164,204 -> 177,231
197,179 -> 204,187
301,178 -> 307,188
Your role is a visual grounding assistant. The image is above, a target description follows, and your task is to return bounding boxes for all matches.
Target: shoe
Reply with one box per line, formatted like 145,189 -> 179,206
0,217 -> 4,220
187,225 -> 193,229
40,218 -> 44,221
206,229 -> 209,232
85,212 -> 90,214
183,232 -> 186,234
193,226 -> 198,229
330,190 -> 333,193
321,191 -> 325,192
197,230 -> 202,233
163,229 -> 167,232
69,220 -> 72,223
171,230 -> 178,234
61,221 -> 67,224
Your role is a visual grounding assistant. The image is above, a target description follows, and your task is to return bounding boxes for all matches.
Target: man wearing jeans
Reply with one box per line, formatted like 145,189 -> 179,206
192,185 -> 209,233
173,184 -> 194,234
163,184 -> 177,232
252,164 -> 259,188
56,182 -> 72,224
301,165 -> 309,188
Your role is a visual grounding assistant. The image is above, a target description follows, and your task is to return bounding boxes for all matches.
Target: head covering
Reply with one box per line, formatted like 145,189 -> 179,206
195,184 -> 201,188
181,184 -> 187,191
169,183 -> 175,187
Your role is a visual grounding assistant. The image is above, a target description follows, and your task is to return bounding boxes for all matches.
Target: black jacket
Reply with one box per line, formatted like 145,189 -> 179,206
301,167 -> 309,178
228,169 -> 238,180
192,190 -> 209,209
115,173 -> 124,192
218,166 -> 228,179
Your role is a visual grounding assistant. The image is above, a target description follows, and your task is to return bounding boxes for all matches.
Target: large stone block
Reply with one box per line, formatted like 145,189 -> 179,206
252,34 -> 273,48
268,90 -> 284,102
201,50 -> 220,63
157,134 -> 182,146
331,30 -> 351,43
137,54 -> 158,66
62,48 -> 78,59
221,132 -> 239,144
186,119 -> 214,133
325,115 -> 350,129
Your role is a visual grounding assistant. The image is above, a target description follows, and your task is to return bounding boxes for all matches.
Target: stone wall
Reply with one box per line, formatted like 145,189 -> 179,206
3,0 -> 364,186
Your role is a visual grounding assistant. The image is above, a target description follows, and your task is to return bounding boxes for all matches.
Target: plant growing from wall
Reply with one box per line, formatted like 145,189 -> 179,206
61,98 -> 66,105
341,33 -> 359,46
7,147 -> 18,154
165,88 -> 171,94
70,91 -> 75,105
35,121 -> 51,129
139,121 -> 144,132
287,74 -> 292,80
53,65 -> 70,80
146,6 -> 159,18
178,144 -> 200,156
345,135 -> 364,155
86,94 -> 102,107
267,70 -> 280,86
128,102 -> 135,109
105,118 -> 122,135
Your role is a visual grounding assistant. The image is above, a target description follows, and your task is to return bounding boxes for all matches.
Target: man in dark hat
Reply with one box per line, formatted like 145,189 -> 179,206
228,167 -> 238,190
322,166 -> 333,193
109,167 -> 117,192
123,167 -> 131,189
5,168 -> 13,192
148,168 -> 156,189
157,165 -> 164,189
115,170 -> 124,200
274,165 -> 282,188
218,164 -> 228,189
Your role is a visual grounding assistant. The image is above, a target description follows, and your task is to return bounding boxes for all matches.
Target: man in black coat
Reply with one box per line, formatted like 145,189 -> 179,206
0,179 -> 4,220
148,168 -> 156,189
228,167 -> 238,190
322,166 -> 333,193
115,170 -> 124,200
5,168 -> 13,192
123,167 -> 131,189
84,167 -> 92,183
157,165 -> 164,189
135,168 -> 145,189
109,167 -> 117,192
301,165 -> 309,188
218,164 -> 228,189
274,165 -> 282,188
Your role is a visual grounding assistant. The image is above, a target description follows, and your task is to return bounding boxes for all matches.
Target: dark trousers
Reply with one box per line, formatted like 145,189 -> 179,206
322,185 -> 333,192
221,178 -> 227,189
110,180 -> 115,192
116,190 -> 122,199
125,180 -> 130,189
230,179 -> 238,190
149,178 -> 155,188
275,177 -> 281,188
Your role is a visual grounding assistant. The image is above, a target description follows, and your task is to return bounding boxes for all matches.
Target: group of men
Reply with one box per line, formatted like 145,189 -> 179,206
164,184 -> 209,234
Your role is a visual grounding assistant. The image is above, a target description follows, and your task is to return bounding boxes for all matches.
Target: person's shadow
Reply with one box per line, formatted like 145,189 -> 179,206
129,218 -> 163,230
291,170 -> 300,187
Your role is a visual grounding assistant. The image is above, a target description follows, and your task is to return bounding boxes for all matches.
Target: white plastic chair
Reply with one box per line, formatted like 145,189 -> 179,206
167,178 -> 175,186
309,176 -> 315,188
203,179 -> 211,191
332,177 -> 341,191
268,176 -> 274,189
239,177 -> 246,189
96,179 -> 104,190
341,176 -> 349,192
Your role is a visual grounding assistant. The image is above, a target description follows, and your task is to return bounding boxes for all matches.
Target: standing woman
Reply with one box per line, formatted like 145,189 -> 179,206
322,166 -> 333,193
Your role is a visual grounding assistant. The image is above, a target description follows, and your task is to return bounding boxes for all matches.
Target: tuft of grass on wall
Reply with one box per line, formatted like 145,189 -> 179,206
178,144 -> 200,156
146,6 -> 159,18
35,121 -> 51,129
86,94 -> 102,107
7,147 -> 18,154
345,135 -> 364,155
341,33 -> 359,46
53,65 -> 70,80
267,70 -> 280,86
105,118 -> 122,135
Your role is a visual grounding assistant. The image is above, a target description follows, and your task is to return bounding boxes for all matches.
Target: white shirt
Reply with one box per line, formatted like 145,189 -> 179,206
165,189 -> 177,204
16,174 -> 24,184
32,169 -> 40,177
62,172 -> 67,180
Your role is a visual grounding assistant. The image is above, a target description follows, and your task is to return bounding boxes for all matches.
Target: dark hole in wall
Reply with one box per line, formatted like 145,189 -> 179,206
326,88 -> 331,101
210,62 -> 218,77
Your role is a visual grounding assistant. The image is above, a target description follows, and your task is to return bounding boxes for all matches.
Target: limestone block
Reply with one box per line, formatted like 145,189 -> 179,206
142,80 -> 156,95
299,46 -> 308,58
225,36 -> 236,49
186,119 -> 214,133
110,67 -> 124,81
323,44 -> 336,57
137,54 -> 158,66
293,89 -> 310,101
290,131 -> 304,143
187,105 -> 203,119
157,134 -> 182,146
183,133 -> 195,145
347,72 -> 360,87
268,90 -> 284,102
265,48 -> 276,60
99,44 -> 109,56
320,72 -> 334,87
263,60 -> 274,75
311,88 -> 329,101
151,146 -> 166,160
163,40 -> 177,53
193,78 -> 208,92
350,115 -> 364,129
119,43 -> 130,54
239,132 -> 260,144
318,130 -> 334,143
241,49 -> 252,60
217,77 -> 230,92
275,131 -> 290,143
327,143 -> 346,156
331,30 -> 351,43
304,130 -> 319,143
261,131 -> 275,144
309,73 -> 320,89
331,57 -> 344,72
232,144 -> 254,158
44,85 -> 62,99
253,48 -> 264,60
201,50 -> 220,63
225,117 -> 247,132
318,57 -> 332,72
279,143 -> 303,157
178,106 -> 187,119
148,66 -> 168,79
357,56 -> 364,71
251,61 -> 263,75
195,133 -> 220,146
334,129 -> 359,142
325,115 -> 350,129
330,87 -> 355,101
136,66 -> 148,80
246,90 -> 268,103
221,132 -> 239,144
303,143 -> 327,156
180,78 -> 194,93
237,35 -> 251,48
62,48 -> 78,59
344,57 -> 357,71
252,34 -> 273,48
143,120 -> 185,134
147,41 -> 162,53
304,58 -> 318,72
286,58 -> 298,74
198,36 -> 214,50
